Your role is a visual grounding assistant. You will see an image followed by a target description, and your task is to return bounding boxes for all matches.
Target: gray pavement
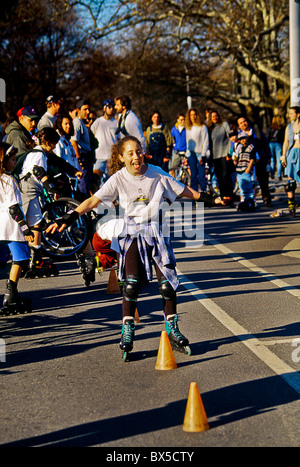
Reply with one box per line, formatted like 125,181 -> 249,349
0,180 -> 300,449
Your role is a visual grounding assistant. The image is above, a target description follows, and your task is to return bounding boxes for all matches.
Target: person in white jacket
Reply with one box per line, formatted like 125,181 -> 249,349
185,108 -> 209,191
0,143 -> 34,313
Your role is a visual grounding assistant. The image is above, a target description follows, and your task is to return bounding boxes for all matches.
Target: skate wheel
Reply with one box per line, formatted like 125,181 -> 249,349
0,308 -> 9,317
122,351 -> 130,362
185,346 -> 192,356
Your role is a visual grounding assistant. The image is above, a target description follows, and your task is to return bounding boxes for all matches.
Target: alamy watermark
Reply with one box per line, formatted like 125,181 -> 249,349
95,200 -> 205,249
0,79 -> 6,102
291,338 -> 300,363
291,78 -> 300,106
0,338 -> 6,362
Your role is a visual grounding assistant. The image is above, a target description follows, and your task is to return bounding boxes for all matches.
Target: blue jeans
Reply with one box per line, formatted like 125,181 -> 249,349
78,154 -> 93,200
188,151 -> 206,191
269,142 -> 283,178
237,172 -> 254,200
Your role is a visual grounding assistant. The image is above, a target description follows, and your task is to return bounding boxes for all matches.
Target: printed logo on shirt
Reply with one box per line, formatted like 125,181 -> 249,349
133,196 -> 149,205
133,188 -> 149,205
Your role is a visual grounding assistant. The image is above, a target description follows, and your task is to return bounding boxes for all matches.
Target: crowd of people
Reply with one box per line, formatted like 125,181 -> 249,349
0,94 -> 297,356
0,95 -> 293,212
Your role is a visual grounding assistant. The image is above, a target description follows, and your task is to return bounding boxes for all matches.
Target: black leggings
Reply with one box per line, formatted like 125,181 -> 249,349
123,239 -> 176,319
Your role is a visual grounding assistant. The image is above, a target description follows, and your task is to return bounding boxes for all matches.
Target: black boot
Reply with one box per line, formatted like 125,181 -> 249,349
1,279 -> 32,315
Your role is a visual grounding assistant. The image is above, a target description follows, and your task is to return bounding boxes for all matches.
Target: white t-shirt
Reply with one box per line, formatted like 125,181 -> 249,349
37,112 -> 57,130
20,146 -> 47,186
94,164 -> 184,230
186,125 -> 209,156
91,116 -> 118,161
0,174 -> 26,241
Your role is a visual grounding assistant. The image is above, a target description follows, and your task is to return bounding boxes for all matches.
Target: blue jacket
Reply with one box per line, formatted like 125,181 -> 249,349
171,125 -> 187,152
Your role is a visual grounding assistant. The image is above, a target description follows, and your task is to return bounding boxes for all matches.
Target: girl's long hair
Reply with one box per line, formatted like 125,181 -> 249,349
0,142 -> 12,176
107,136 -> 142,175
54,114 -> 74,139
185,108 -> 204,129
0,142 -> 18,192
207,110 -> 223,129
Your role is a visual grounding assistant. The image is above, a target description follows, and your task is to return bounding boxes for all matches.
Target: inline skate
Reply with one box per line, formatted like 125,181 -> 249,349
237,199 -> 255,212
76,253 -> 96,286
0,279 -> 32,316
120,318 -> 135,361
164,314 -> 191,356
24,246 -> 59,279
288,198 -> 296,217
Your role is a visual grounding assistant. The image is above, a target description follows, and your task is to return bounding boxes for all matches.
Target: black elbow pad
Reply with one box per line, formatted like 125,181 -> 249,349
9,203 -> 24,224
9,204 -> 32,235
32,165 -> 47,180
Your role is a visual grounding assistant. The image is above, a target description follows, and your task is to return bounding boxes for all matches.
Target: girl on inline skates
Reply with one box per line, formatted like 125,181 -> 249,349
0,143 -> 34,315
46,136 -> 223,360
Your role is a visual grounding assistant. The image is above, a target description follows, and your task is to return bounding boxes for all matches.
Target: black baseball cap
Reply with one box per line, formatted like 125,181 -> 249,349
21,105 -> 39,118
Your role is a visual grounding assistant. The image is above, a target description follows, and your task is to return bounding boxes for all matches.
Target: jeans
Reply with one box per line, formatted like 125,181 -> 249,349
188,151 -> 206,191
269,142 -> 283,178
78,153 -> 93,200
237,172 -> 254,200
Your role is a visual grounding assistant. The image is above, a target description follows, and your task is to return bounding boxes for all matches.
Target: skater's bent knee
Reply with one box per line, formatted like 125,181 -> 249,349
123,275 -> 140,301
159,277 -> 176,300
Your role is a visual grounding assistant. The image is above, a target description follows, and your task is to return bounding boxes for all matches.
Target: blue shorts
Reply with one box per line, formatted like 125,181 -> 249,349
0,241 -> 30,262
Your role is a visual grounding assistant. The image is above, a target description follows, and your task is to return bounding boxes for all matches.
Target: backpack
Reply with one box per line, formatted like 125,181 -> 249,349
115,111 -> 129,137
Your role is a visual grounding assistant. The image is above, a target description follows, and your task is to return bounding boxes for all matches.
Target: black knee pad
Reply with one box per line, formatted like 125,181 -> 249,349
158,277 -> 176,300
285,180 -> 297,193
123,275 -> 140,301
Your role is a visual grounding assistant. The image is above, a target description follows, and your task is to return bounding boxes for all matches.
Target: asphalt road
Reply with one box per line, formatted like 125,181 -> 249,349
0,180 -> 300,450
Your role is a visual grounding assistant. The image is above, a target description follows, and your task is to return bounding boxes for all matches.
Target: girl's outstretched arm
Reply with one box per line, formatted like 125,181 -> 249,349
74,195 -> 102,216
46,195 -> 102,233
180,186 -> 225,206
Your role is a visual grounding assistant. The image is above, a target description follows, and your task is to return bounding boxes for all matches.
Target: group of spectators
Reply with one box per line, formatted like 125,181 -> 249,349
0,94 -> 298,314
144,108 -> 282,211
0,95 -> 297,214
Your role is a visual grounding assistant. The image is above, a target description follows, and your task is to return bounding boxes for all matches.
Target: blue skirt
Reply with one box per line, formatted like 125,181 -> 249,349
285,147 -> 300,183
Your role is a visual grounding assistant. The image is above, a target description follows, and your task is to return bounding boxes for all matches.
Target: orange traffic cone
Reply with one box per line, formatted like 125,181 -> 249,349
155,331 -> 177,370
135,308 -> 140,323
106,268 -> 120,294
182,382 -> 209,432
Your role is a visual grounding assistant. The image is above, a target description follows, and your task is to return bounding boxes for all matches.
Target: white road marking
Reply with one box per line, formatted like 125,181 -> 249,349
175,235 -> 300,395
205,234 -> 300,298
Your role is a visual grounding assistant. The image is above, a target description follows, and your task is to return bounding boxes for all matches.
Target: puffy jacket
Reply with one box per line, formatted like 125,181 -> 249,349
5,120 -> 32,155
